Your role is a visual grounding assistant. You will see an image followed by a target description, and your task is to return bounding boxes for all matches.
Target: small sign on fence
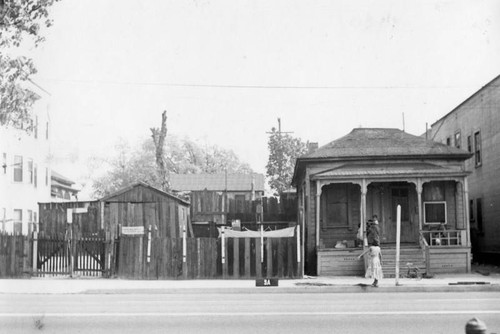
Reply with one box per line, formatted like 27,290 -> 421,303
256,278 -> 279,287
121,226 -> 145,235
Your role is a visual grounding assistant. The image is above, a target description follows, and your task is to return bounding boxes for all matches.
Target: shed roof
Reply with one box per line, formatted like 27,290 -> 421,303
303,128 -> 471,159
100,182 -> 190,205
170,173 -> 265,192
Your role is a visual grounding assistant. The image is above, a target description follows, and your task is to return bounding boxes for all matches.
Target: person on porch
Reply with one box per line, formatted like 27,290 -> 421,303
367,215 -> 380,246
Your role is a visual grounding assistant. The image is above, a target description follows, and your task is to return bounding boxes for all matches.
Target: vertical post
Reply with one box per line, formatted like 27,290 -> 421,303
147,225 -> 152,263
32,231 -> 38,276
182,224 -> 187,279
417,180 -> 423,232
221,227 -> 227,278
260,224 -> 264,263
395,205 -> 401,286
315,180 -> 321,275
361,180 -> 368,246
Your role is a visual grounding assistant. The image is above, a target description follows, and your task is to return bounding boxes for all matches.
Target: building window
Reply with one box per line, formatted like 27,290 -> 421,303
13,209 -> 22,223
27,158 -> 33,184
469,199 -> 474,222
45,168 -> 49,186
454,131 -> 461,149
424,201 -> 447,225
2,153 -> 6,174
323,184 -> 349,227
13,155 -> 23,182
467,136 -> 472,152
474,131 -> 482,166
34,164 -> 38,188
45,121 -> 49,140
446,137 -> 451,146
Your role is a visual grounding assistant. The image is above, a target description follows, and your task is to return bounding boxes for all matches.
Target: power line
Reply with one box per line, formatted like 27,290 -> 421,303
38,78 -> 480,90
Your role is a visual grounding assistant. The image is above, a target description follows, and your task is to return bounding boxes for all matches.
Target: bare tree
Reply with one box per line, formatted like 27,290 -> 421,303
150,111 -> 169,190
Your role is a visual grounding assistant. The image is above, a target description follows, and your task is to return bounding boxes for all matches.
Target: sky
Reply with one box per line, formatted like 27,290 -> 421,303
25,0 -> 500,192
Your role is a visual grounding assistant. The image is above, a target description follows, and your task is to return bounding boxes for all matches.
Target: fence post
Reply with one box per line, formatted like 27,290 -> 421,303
182,224 -> 187,279
32,231 -> 38,277
147,225 -> 152,263
221,227 -> 227,278
296,226 -> 301,278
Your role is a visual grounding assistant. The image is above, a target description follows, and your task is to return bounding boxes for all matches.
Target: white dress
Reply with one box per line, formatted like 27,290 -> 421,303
365,246 -> 383,280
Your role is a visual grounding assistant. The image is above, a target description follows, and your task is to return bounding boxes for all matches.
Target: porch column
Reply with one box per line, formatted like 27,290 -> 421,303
361,179 -> 367,246
315,180 -> 322,250
416,179 -> 423,231
463,178 -> 470,248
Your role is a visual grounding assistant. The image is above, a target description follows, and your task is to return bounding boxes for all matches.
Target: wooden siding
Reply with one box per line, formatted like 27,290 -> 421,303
0,233 -> 31,277
427,247 -> 471,274
39,201 -> 101,236
317,249 -> 364,276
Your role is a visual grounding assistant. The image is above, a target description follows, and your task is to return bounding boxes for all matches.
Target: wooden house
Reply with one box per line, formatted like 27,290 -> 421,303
426,74 -> 500,265
292,128 -> 473,276
170,173 -> 265,226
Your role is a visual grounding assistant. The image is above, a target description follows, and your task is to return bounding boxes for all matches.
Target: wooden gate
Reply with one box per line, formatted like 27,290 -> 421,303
34,233 -> 107,277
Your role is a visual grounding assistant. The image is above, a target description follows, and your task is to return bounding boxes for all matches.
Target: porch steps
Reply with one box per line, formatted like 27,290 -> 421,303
380,246 -> 426,278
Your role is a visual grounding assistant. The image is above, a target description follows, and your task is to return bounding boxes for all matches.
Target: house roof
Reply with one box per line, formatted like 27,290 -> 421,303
292,128 -> 472,185
51,170 -> 75,186
170,173 -> 265,192
100,182 -> 190,205
311,162 -> 469,179
302,128 -> 471,160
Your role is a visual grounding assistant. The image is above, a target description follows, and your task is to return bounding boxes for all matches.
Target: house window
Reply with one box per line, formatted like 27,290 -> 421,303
2,153 -> 6,174
454,131 -> 461,149
446,137 -> 451,146
27,158 -> 33,184
424,201 -> 447,225
467,136 -> 472,152
474,131 -> 482,166
34,164 -> 38,188
392,188 -> 409,221
13,209 -> 22,223
27,210 -> 33,223
13,155 -> 23,182
324,184 -> 349,227
45,121 -> 49,140
469,199 -> 474,222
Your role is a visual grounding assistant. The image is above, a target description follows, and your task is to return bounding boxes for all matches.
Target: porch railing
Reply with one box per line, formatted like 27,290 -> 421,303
420,230 -> 466,247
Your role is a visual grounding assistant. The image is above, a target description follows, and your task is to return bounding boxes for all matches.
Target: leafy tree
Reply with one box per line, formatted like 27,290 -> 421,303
266,127 -> 308,195
0,0 -> 59,128
90,136 -> 253,198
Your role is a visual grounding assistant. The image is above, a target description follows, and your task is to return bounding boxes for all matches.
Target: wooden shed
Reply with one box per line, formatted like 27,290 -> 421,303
101,182 -> 191,240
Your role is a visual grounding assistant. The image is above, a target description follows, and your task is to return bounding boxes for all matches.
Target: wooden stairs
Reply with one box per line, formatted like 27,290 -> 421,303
379,245 -> 426,278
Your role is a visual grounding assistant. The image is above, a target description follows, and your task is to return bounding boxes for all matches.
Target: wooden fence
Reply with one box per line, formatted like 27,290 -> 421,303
0,233 -> 31,278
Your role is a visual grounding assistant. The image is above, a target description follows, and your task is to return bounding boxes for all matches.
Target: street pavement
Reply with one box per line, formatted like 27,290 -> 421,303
1,271 -> 499,294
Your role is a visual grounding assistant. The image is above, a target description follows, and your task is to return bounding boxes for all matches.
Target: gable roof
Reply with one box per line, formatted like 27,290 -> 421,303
100,182 -> 190,205
170,173 -> 265,192
303,128 -> 471,160
292,128 -> 472,185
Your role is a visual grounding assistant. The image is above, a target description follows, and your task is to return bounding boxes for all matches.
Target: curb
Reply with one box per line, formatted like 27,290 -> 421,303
81,284 -> 500,295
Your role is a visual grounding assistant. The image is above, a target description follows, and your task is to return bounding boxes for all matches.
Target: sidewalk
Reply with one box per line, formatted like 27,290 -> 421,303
1,272 -> 499,294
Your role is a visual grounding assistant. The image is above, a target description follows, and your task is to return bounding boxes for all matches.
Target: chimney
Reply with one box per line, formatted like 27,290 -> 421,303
307,142 -> 318,154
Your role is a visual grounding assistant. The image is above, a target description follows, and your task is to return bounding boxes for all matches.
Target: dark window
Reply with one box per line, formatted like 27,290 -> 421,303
454,131 -> 461,149
424,202 -> 447,224
474,131 -> 482,166
324,184 -> 349,227
469,199 -> 474,221
14,156 -> 23,182
446,137 -> 451,146
392,188 -> 409,221
467,136 -> 472,152
477,198 -> 483,232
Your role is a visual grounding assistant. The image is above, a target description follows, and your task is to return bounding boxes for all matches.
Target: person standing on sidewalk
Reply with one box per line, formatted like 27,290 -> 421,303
358,239 -> 383,287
